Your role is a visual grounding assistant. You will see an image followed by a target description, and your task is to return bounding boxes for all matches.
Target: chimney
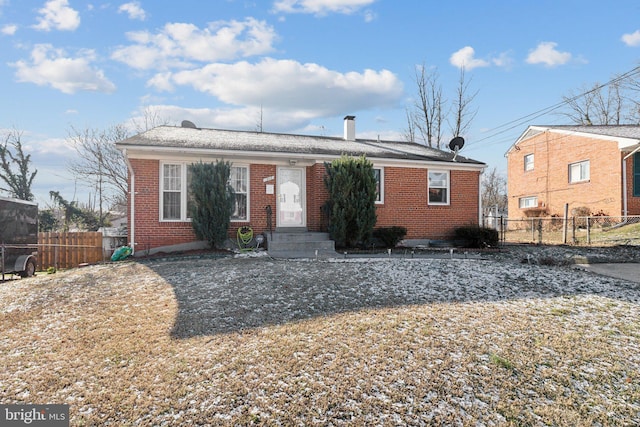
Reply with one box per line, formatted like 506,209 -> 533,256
344,115 -> 356,141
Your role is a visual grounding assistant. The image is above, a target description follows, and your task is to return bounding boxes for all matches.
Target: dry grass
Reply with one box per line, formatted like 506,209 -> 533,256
1,252 -> 639,426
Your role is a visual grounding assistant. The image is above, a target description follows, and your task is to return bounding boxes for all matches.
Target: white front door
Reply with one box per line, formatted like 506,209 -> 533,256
277,167 -> 306,228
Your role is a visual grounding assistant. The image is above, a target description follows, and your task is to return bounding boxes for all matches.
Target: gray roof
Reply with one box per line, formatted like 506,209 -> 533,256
541,125 -> 640,140
508,124 -> 640,156
117,125 -> 484,165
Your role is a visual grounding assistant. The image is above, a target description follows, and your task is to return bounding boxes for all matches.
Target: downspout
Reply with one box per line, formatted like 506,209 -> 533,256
478,167 -> 485,225
122,149 -> 136,255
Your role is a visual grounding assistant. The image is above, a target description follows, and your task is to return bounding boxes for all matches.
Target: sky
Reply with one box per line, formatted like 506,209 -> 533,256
1,0 -> 640,207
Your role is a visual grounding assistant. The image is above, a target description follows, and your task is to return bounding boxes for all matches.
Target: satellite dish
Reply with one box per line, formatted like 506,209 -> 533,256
181,120 -> 197,129
448,136 -> 465,161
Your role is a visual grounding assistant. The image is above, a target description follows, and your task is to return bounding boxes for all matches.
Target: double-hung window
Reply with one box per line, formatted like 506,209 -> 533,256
161,163 -> 187,220
229,166 -> 248,221
524,154 -> 534,171
428,170 -> 449,205
569,160 -> 590,183
160,162 -> 249,221
373,167 -> 384,204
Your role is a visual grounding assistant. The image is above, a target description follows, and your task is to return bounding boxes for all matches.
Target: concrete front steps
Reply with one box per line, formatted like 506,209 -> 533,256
266,229 -> 337,259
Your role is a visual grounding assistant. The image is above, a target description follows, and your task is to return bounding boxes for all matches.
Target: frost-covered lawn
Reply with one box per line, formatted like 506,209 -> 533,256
1,252 -> 639,426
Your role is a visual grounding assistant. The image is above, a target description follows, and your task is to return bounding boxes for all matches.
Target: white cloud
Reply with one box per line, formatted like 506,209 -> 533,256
118,2 -> 146,21
273,0 -> 376,15
363,9 -> 376,22
1,24 -> 17,35
33,0 -> 80,31
492,51 -> 514,68
449,46 -> 490,70
128,103 -> 341,132
27,137 -> 73,156
526,41 -> 572,67
622,30 -> 640,47
11,44 -> 116,94
150,58 -> 403,118
111,18 -> 278,70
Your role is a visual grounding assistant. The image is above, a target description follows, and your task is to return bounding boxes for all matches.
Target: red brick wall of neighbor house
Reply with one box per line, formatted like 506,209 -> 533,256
129,159 -> 481,251
507,130 -> 624,218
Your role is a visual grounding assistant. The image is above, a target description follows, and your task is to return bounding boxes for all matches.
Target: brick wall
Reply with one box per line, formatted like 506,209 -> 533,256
128,159 -> 196,253
507,130 -> 627,218
129,159 -> 481,252
375,167 -> 480,239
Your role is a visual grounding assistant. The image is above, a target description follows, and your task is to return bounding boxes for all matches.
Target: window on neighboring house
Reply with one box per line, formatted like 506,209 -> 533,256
373,167 -> 384,204
160,162 -> 248,221
569,160 -> 590,183
428,170 -> 449,205
634,153 -> 640,197
229,166 -> 248,221
524,153 -> 534,171
519,196 -> 538,209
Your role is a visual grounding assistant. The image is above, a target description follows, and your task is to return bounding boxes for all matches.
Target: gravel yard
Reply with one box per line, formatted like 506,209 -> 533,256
1,245 -> 639,425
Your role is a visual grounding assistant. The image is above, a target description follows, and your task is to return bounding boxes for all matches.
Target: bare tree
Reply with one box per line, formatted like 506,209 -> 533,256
402,107 -> 417,143
559,71 -> 640,125
481,167 -> 507,212
0,128 -> 37,201
560,83 -> 596,125
130,106 -> 170,133
408,63 -> 445,148
622,72 -> 640,124
67,124 -> 129,219
406,63 -> 477,149
67,109 -> 172,220
449,67 -> 478,138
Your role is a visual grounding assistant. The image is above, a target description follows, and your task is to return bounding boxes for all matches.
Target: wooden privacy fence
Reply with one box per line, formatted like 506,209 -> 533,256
38,232 -> 104,270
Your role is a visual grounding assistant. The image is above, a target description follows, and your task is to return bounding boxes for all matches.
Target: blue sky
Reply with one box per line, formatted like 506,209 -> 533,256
1,0 -> 640,206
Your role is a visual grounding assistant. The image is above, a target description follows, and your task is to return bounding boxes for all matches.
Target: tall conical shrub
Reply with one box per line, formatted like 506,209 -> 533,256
323,155 -> 377,247
188,160 -> 234,248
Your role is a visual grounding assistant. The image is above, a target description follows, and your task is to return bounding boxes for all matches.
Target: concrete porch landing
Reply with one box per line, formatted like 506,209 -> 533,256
266,230 -> 337,259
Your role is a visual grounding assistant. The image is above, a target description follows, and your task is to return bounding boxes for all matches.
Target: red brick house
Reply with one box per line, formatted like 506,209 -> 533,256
506,125 -> 640,219
116,117 -> 486,256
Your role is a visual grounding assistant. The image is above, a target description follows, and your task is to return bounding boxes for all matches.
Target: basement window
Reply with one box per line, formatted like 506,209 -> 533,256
519,196 -> 538,209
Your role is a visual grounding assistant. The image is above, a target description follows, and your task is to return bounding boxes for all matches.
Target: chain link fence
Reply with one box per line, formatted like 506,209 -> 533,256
483,215 -> 640,246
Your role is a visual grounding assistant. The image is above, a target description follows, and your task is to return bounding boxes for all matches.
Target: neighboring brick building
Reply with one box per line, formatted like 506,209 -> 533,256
116,117 -> 485,255
506,125 -> 640,219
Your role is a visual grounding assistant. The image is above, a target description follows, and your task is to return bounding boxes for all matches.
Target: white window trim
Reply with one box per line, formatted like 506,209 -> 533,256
374,167 -> 384,204
159,162 -> 250,222
524,153 -> 534,171
230,164 -> 250,223
428,170 -> 450,206
519,196 -> 538,209
160,162 -> 190,222
569,160 -> 590,183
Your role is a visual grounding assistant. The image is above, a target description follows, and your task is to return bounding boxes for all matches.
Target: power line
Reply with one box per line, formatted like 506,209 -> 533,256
466,65 -> 640,148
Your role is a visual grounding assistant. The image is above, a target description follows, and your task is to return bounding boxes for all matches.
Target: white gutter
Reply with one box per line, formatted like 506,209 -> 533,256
122,149 -> 136,255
